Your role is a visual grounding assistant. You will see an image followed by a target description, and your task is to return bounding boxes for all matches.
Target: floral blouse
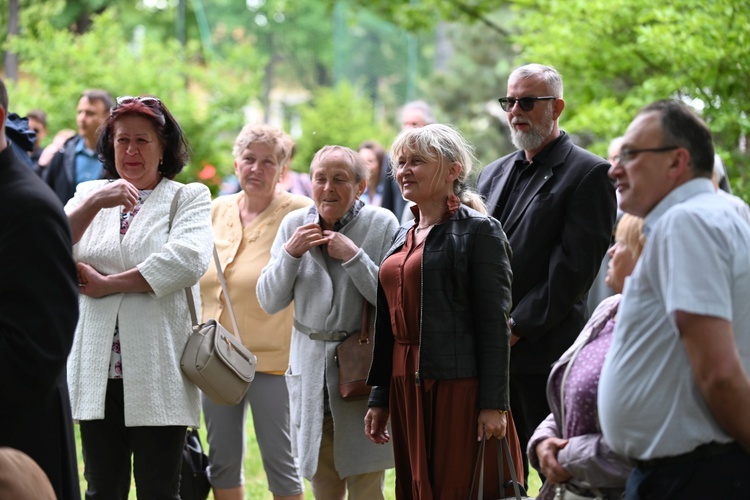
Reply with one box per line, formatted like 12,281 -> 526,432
108,189 -> 152,378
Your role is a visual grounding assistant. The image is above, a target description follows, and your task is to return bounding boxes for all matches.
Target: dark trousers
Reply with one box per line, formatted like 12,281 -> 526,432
626,444 -> 750,499
79,379 -> 187,500
509,372 -> 551,484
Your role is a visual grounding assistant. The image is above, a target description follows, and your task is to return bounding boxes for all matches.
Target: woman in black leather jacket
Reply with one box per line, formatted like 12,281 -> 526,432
364,124 -> 522,498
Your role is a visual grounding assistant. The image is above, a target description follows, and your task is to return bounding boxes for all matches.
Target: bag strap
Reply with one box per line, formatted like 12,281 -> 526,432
470,435 -> 523,500
169,186 -> 241,340
359,301 -> 373,344
500,436 -> 524,499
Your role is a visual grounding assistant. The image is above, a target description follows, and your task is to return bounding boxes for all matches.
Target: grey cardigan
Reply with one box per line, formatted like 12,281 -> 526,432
257,204 -> 398,479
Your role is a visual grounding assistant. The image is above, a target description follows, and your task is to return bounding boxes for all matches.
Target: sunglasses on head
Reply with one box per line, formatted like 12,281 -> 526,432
115,95 -> 162,109
498,96 -> 556,112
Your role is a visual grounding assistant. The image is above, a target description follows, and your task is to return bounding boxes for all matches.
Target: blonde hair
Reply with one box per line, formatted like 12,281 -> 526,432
615,214 -> 646,260
389,123 -> 487,214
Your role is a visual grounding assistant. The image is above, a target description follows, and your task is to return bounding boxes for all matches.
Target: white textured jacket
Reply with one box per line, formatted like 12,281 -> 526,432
66,179 -> 213,427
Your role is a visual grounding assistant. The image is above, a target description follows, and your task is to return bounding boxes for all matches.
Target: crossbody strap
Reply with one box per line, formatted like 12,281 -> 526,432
169,185 -> 241,339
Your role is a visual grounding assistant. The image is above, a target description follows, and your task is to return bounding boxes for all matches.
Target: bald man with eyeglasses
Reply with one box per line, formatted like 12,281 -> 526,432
476,63 -> 617,483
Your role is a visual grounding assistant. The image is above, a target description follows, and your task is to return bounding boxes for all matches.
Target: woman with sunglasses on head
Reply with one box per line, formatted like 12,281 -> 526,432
65,95 -> 214,499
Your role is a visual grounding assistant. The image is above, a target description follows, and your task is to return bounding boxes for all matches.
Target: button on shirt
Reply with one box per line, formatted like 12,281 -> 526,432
598,178 -> 750,460
74,138 -> 103,185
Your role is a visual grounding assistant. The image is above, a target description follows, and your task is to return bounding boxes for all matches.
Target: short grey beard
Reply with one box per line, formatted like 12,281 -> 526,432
508,105 -> 555,152
509,125 -> 547,152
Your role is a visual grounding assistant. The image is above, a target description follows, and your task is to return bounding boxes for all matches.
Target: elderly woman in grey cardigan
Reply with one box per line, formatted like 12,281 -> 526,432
257,145 -> 397,499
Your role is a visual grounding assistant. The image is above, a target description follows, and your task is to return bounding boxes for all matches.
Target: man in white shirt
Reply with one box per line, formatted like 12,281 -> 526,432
598,99 -> 750,498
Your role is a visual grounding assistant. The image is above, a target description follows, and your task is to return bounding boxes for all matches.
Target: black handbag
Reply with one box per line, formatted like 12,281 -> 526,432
180,428 -> 211,500
470,436 -> 533,500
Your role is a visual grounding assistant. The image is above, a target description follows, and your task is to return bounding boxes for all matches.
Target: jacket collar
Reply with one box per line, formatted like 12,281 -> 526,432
485,132 -> 572,234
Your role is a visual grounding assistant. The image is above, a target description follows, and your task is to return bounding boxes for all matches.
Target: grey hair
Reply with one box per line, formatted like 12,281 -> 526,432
389,123 -> 487,214
232,123 -> 295,165
509,64 -> 564,98
399,100 -> 436,125
310,145 -> 370,184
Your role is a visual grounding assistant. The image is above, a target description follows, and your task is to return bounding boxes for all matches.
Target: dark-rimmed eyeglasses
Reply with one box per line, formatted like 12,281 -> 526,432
498,96 -> 556,112
114,95 -> 162,110
613,146 -> 680,165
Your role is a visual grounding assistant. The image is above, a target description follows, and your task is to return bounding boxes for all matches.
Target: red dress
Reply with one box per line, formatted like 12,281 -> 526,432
380,225 -> 524,499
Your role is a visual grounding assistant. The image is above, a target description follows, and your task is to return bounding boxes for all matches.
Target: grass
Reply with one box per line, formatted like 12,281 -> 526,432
74,415 -> 541,499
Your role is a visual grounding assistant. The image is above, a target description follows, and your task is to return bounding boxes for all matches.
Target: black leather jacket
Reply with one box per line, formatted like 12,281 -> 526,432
367,204 -> 513,410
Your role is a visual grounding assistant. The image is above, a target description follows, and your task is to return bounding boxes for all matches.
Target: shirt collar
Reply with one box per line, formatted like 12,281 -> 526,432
533,131 -> 566,164
75,137 -> 96,156
411,193 -> 460,226
512,130 -> 567,165
305,199 -> 365,231
643,177 -> 715,236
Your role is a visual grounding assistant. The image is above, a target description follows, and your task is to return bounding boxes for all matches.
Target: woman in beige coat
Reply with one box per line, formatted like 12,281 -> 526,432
200,124 -> 311,500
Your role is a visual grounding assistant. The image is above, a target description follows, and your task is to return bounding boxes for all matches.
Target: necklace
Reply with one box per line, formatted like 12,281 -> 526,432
415,218 -> 442,234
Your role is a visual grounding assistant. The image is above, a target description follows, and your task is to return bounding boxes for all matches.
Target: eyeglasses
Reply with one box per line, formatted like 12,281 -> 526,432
613,146 -> 680,165
114,95 -> 162,110
498,96 -> 556,112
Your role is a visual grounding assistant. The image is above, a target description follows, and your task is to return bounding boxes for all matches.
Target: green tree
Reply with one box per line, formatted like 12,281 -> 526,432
336,0 -> 750,193
6,8 -> 265,184
512,0 -> 750,183
330,0 -> 508,34
292,82 -> 395,172
424,12 -> 518,168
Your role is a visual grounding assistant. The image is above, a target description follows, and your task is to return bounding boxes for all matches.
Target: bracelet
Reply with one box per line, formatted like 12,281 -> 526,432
496,409 -> 508,416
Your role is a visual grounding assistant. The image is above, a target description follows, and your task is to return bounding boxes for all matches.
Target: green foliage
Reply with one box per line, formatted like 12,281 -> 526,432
334,4 -> 433,108
291,82 -> 396,172
511,0 -> 750,165
332,0 -> 510,33
204,0 -> 336,88
5,0 -> 748,200
5,8 -> 265,186
425,11 -> 518,168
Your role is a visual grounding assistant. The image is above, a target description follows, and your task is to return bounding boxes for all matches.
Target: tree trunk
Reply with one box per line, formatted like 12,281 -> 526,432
4,0 -> 20,82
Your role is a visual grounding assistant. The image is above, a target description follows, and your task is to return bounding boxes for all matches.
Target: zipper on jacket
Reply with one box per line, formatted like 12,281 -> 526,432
415,232 -> 425,386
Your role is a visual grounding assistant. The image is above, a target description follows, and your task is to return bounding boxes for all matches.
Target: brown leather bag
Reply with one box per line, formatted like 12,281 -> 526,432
335,301 -> 375,400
